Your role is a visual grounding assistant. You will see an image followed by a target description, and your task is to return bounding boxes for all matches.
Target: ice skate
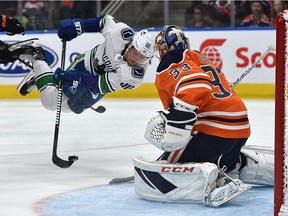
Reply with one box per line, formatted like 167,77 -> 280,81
17,70 -> 36,96
8,38 -> 46,61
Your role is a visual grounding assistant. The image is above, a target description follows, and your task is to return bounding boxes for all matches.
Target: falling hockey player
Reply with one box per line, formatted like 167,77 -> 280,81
0,15 -> 155,114
133,25 -> 274,207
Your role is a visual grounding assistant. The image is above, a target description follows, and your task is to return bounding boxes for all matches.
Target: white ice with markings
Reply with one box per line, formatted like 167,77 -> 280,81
0,99 -> 274,216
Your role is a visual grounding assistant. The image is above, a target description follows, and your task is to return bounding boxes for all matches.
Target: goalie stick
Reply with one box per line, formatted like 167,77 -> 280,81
109,176 -> 134,184
230,44 -> 275,90
52,40 -> 78,168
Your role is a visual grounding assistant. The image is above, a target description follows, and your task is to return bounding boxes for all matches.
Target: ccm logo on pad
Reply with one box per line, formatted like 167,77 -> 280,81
161,166 -> 195,173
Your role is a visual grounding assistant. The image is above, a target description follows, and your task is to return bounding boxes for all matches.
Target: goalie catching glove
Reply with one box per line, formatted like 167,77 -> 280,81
145,97 -> 198,151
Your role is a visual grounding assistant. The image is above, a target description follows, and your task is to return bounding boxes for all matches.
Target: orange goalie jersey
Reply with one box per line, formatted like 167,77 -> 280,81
155,49 -> 250,139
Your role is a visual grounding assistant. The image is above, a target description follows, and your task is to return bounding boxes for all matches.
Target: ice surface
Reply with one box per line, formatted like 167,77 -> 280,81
0,99 -> 274,216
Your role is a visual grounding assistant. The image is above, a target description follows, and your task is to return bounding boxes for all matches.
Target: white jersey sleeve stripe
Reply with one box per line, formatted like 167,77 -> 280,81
174,73 -> 210,95
177,84 -> 212,95
197,111 -> 248,118
195,121 -> 250,130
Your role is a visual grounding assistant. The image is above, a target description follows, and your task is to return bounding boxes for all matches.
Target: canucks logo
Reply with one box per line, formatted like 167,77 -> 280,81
0,42 -> 58,77
132,67 -> 144,79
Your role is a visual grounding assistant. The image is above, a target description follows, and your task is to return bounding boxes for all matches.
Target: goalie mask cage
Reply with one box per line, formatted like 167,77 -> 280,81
275,11 -> 288,216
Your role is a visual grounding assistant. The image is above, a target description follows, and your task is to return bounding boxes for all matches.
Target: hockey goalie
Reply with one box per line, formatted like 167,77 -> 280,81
133,25 -> 274,207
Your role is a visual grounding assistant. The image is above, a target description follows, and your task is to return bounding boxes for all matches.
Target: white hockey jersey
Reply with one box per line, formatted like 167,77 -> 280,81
84,15 -> 148,94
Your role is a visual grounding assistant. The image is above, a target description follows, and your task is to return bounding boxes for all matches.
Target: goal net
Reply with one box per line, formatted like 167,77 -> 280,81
275,10 -> 288,216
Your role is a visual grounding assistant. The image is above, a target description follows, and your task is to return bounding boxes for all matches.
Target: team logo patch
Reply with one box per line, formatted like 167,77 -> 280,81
69,80 -> 79,94
131,67 -> 144,79
121,28 -> 134,40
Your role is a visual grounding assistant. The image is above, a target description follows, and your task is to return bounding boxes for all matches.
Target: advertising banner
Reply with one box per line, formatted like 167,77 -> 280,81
0,28 -> 275,86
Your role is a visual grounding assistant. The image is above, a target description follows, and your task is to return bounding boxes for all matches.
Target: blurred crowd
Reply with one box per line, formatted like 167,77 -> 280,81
0,0 -> 106,31
0,0 -> 285,31
185,0 -> 287,27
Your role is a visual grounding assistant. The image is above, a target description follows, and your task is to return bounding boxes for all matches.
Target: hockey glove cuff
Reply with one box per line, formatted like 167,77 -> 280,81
58,19 -> 84,41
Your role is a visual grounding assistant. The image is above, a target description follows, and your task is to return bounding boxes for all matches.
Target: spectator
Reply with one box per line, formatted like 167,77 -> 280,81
185,1 -> 203,27
270,0 -> 288,26
23,0 -> 44,10
188,4 -> 214,28
240,1 -> 270,27
22,0 -> 45,30
70,1 -> 96,19
41,0 -> 73,30
5,7 -> 28,30
208,0 -> 231,27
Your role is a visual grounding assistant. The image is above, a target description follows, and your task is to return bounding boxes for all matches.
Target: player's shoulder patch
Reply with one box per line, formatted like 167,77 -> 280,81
121,28 -> 135,40
131,66 -> 145,79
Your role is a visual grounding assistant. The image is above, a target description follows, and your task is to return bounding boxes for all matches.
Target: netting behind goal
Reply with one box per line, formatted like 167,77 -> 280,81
275,11 -> 288,216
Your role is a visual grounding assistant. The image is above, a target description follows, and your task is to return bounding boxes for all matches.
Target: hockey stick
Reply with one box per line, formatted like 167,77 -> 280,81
230,44 -> 275,90
109,176 -> 134,184
52,41 -> 78,168
90,105 -> 106,113
17,58 -> 33,69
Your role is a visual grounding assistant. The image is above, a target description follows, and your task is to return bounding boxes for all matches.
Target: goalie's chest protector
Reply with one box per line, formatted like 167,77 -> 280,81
155,50 -> 250,139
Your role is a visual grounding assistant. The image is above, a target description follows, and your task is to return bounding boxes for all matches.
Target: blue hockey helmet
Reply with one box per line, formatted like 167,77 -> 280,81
155,25 -> 190,59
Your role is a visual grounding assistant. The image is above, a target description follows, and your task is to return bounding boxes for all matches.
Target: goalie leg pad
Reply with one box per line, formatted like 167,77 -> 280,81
133,157 -> 218,203
133,157 -> 251,207
239,145 -> 274,186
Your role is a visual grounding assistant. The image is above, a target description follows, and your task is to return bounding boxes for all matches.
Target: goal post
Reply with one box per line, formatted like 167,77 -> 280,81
275,11 -> 288,216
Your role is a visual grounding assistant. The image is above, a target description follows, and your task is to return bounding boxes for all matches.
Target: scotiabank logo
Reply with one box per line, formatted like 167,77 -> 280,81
236,47 -> 275,68
0,41 -> 58,77
200,39 -> 226,69
200,39 -> 276,69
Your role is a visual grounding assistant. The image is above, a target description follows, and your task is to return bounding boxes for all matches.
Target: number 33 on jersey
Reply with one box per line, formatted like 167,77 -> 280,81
155,49 -> 250,139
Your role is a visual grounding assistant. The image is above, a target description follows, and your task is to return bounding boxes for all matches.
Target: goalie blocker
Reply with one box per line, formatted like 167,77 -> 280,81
133,157 -> 251,207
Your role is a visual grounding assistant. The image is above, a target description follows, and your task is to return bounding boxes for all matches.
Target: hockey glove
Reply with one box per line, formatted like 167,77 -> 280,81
58,19 -> 84,41
145,97 -> 198,152
0,15 -> 24,35
162,96 -> 198,130
0,40 -> 17,64
54,68 -> 100,94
